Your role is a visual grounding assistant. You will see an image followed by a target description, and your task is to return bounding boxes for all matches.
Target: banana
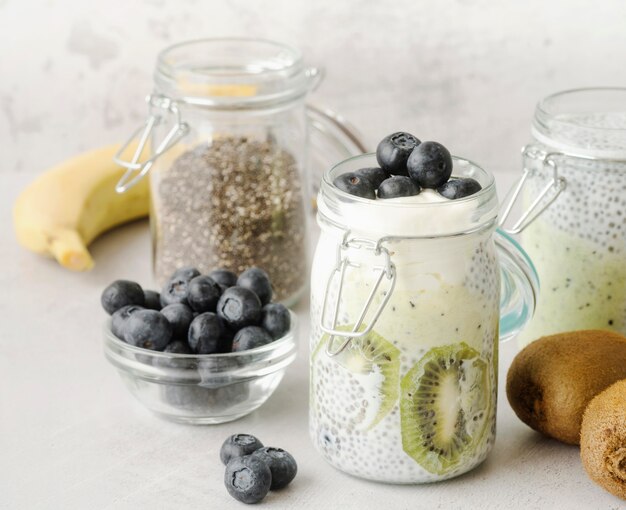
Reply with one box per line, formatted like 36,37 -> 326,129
13,144 -> 150,271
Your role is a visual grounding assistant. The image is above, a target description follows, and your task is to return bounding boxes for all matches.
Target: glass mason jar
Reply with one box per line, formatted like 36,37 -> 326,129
115,38 -> 322,304
309,154 -> 538,483
513,88 -> 626,345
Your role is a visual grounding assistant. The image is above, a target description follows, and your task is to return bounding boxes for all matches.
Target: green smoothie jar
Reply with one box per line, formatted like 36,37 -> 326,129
510,88 -> 626,345
309,153 -> 538,483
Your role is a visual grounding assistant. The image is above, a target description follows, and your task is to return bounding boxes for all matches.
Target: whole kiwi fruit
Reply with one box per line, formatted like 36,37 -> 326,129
580,379 -> 626,500
506,330 -> 626,445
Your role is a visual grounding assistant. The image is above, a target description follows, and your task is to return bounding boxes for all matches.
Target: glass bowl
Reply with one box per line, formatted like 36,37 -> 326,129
103,312 -> 297,424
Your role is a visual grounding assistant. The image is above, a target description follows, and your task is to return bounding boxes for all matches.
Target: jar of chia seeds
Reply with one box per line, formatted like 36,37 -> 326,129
114,38 -> 323,304
310,153 -> 538,483
508,88 -> 626,345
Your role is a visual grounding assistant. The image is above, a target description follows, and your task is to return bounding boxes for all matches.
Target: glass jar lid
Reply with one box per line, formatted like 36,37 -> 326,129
532,87 -> 626,159
154,38 -> 321,109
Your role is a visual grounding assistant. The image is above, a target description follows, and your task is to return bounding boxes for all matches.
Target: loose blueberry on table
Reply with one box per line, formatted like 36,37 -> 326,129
251,447 -> 298,490
333,132 -> 482,200
220,434 -> 298,503
224,455 -> 272,504
220,434 -> 265,465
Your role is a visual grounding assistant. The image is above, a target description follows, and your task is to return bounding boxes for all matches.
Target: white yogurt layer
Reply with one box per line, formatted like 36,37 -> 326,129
318,185 -> 492,238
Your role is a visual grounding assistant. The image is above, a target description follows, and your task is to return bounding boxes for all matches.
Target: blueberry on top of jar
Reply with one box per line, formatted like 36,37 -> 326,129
354,167 -> 388,189
407,141 -> 453,189
376,132 -> 421,175
438,177 -> 482,199
333,172 -> 376,199
377,176 -> 421,199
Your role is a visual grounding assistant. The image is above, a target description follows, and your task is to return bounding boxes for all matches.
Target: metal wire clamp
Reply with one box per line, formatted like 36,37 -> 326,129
498,146 -> 567,235
113,94 -> 190,193
320,233 -> 396,357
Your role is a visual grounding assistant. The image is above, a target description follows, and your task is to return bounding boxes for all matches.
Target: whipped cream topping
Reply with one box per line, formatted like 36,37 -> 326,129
318,185 -> 495,238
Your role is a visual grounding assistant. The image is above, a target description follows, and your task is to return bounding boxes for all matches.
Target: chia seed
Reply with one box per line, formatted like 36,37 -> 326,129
153,136 -> 307,302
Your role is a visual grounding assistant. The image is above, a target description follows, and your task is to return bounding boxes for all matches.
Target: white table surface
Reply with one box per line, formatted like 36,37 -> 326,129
1,171 -> 623,510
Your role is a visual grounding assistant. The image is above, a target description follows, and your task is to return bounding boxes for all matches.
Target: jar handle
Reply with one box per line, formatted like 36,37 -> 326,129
496,228 -> 539,341
498,145 -> 567,234
319,234 -> 396,356
113,95 -> 189,193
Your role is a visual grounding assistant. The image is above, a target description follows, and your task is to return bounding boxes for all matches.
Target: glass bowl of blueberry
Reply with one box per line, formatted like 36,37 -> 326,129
102,266 -> 297,424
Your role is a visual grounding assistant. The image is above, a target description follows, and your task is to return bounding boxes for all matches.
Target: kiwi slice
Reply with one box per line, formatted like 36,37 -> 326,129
400,342 -> 491,475
311,324 -> 400,430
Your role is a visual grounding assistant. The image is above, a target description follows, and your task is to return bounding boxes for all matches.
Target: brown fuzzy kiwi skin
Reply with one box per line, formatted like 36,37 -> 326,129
580,379 -> 626,501
506,330 -> 626,445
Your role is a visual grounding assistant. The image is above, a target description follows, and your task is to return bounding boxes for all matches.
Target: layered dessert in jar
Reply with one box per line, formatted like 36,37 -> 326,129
518,89 -> 626,345
309,133 -> 536,483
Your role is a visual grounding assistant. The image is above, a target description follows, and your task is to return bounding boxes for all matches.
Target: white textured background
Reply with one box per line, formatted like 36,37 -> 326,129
2,0 -> 626,175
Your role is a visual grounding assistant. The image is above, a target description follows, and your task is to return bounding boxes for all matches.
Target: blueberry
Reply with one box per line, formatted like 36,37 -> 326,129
232,326 -> 273,352
188,312 -> 223,354
187,275 -> 222,313
101,280 -> 145,315
220,434 -> 265,465
438,177 -> 482,199
251,447 -> 297,490
111,304 -> 144,339
209,269 -> 238,288
217,287 -> 262,330
332,172 -> 376,199
376,132 -> 421,175
143,290 -> 161,311
124,309 -> 172,351
377,176 -> 421,199
161,303 -> 194,339
224,455 -> 272,504
160,276 -> 193,307
155,340 -> 194,369
237,267 -> 272,306
164,339 -> 192,354
261,303 -> 291,339
172,266 -> 201,281
407,141 -> 453,188
354,167 -> 388,189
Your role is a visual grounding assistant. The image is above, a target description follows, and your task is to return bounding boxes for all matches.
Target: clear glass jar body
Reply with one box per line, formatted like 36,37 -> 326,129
309,154 -> 537,483
146,39 -> 318,304
519,88 -> 626,345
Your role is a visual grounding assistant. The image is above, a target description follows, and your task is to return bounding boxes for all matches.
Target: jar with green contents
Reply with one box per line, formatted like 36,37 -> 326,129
512,88 -> 626,345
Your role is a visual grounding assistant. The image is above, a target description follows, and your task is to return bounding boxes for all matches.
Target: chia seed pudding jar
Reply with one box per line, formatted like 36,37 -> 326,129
310,154 -> 538,483
116,39 -> 322,304
514,88 -> 626,345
